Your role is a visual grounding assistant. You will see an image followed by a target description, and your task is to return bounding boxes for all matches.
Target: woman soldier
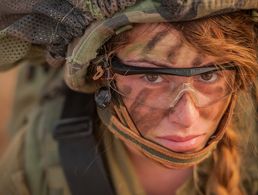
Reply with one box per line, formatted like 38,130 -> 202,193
0,0 -> 257,195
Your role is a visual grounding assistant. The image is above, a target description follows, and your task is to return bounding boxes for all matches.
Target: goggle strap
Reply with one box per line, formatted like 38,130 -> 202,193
111,57 -> 236,77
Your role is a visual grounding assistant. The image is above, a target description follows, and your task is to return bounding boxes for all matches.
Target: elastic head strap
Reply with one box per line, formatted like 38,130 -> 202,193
111,56 -> 236,76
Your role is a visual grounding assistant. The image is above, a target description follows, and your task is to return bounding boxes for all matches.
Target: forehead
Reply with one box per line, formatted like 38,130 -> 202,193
116,23 -> 219,68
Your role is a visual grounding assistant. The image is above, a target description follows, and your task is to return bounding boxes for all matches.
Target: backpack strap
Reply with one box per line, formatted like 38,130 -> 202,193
53,87 -> 115,195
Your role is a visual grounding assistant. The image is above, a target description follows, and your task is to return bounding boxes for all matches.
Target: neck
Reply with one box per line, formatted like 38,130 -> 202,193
125,143 -> 193,195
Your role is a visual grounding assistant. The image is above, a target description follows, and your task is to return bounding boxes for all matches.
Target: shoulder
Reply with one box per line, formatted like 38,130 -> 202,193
22,71 -> 71,195
0,61 -> 71,195
0,90 -> 71,195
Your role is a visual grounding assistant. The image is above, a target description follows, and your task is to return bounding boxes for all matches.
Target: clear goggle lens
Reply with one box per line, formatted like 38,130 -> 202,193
111,58 -> 237,109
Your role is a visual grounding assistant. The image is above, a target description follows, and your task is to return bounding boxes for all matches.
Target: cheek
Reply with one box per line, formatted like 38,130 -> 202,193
116,81 -> 169,135
128,92 -> 169,136
200,97 -> 231,121
199,96 -> 232,137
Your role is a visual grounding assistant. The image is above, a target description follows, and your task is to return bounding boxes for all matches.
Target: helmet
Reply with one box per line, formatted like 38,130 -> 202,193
1,0 -> 257,91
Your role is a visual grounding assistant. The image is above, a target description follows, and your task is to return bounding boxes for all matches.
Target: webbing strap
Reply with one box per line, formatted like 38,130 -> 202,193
53,88 -> 114,195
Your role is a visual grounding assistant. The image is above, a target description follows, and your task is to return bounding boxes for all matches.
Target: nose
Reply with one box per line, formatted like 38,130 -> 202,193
168,93 -> 200,128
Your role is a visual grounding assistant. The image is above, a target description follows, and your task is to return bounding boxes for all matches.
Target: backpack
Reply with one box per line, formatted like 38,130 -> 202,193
7,59 -> 114,195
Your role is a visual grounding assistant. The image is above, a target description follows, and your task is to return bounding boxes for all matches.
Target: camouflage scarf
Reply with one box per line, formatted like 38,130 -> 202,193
98,94 -> 237,168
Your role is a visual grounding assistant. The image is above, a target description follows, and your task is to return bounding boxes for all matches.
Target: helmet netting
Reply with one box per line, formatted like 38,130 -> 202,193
0,0 -> 137,70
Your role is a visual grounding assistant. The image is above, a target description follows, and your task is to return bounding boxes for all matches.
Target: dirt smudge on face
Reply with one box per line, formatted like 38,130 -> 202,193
144,30 -> 169,53
128,89 -> 169,135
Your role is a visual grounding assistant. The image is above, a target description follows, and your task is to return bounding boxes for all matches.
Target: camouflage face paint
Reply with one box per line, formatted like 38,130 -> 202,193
144,30 -> 169,53
127,87 -> 169,135
166,40 -> 183,64
114,23 -> 235,153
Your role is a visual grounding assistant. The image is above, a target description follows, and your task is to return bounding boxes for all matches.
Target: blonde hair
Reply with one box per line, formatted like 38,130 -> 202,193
106,11 -> 257,195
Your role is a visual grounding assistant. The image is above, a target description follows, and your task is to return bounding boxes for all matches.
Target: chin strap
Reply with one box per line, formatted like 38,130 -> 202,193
97,94 -> 236,169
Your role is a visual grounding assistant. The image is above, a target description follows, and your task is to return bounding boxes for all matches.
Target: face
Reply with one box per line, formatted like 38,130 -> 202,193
114,24 -> 233,153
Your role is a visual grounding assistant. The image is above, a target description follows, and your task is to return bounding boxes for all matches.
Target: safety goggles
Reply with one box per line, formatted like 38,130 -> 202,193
111,57 -> 237,109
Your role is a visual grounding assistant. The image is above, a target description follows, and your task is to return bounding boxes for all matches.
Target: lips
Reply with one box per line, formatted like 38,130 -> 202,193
155,134 -> 205,152
157,135 -> 202,142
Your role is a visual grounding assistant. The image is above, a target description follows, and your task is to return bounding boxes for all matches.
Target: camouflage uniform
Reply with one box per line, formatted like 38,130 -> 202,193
0,0 -> 257,194
0,63 -> 257,195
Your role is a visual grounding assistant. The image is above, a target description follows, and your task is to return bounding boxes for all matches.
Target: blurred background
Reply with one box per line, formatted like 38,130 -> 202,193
0,67 -> 18,156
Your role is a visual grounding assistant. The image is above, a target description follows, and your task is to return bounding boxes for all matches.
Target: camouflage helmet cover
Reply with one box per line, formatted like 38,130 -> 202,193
0,0 -> 257,92
65,0 -> 258,92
